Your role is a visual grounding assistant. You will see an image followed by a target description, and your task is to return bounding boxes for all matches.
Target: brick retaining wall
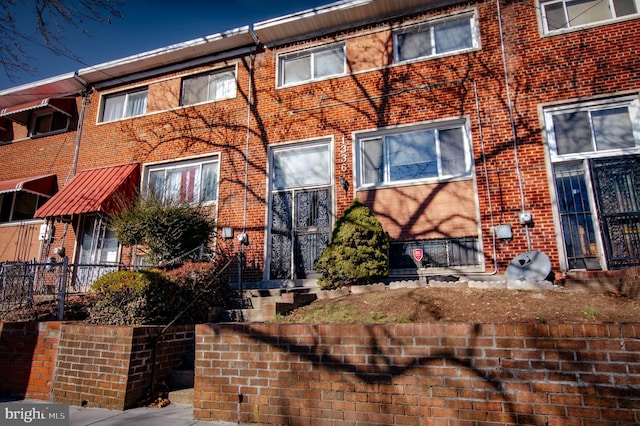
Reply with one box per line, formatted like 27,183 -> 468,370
195,323 -> 640,425
0,321 -> 60,400
0,321 -> 194,410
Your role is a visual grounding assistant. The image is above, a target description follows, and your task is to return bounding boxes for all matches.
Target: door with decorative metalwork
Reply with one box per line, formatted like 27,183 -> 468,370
269,189 -> 332,280
268,142 -> 333,280
592,156 -> 640,268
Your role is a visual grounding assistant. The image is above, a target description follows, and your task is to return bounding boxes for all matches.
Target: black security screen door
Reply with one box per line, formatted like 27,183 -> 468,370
592,156 -> 640,268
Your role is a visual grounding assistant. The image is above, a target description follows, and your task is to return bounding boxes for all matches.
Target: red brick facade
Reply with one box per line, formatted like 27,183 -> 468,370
1,0 -> 639,280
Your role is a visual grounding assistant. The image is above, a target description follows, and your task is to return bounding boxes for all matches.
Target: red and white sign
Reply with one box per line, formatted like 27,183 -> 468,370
412,248 -> 424,262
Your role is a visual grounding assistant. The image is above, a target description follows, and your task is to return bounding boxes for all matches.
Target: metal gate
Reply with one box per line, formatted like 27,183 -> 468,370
592,156 -> 640,268
269,188 -> 331,279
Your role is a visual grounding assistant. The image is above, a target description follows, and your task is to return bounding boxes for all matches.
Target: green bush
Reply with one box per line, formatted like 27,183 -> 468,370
314,199 -> 389,289
111,196 -> 215,264
87,262 -> 233,325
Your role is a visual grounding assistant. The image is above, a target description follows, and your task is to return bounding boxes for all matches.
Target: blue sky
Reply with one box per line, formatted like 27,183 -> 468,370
0,0 -> 331,91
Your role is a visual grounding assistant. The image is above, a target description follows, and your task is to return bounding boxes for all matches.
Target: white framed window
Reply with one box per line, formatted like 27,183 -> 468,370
29,111 -> 69,137
181,68 -> 237,106
272,142 -> 332,189
278,43 -> 346,87
394,13 -> 478,63
545,97 -> 640,160
100,88 -> 148,122
540,0 -> 639,33
145,157 -> 219,205
356,121 -> 472,187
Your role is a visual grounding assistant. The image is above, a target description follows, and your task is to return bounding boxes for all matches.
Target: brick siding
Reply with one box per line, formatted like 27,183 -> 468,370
195,323 -> 640,425
0,322 -> 194,410
0,321 -> 60,400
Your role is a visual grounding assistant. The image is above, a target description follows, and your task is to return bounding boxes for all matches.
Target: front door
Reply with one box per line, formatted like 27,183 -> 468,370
268,142 -> 333,280
76,214 -> 119,289
554,156 -> 640,270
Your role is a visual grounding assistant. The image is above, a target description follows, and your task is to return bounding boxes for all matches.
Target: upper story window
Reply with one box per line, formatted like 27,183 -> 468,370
278,43 -> 346,87
0,192 -> 48,223
545,96 -> 640,160
100,88 -> 148,123
541,0 -> 639,33
145,157 -> 219,205
29,111 -> 69,137
357,120 -> 472,188
181,68 -> 237,106
394,13 -> 478,63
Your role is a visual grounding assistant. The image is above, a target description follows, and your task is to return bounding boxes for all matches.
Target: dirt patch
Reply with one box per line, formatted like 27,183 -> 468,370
283,287 -> 640,324
0,294 -> 98,322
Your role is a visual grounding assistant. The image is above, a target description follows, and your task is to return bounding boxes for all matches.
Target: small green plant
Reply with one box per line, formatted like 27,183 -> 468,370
314,199 -> 389,289
536,316 -> 547,324
583,305 -> 597,320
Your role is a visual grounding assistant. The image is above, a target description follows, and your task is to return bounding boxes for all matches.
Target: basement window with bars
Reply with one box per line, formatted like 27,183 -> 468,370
389,237 -> 482,270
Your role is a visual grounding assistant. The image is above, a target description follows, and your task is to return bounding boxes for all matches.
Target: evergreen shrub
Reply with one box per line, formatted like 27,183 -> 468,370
87,262 -> 233,325
314,199 -> 389,289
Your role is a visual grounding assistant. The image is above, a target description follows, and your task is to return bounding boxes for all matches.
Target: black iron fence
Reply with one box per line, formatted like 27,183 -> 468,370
0,259 -> 136,318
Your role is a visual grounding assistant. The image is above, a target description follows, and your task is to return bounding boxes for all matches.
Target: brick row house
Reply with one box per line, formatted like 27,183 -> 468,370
1,0 -> 639,288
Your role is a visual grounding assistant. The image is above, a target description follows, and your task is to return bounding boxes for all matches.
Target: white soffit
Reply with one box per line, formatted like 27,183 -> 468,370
78,26 -> 254,84
254,0 -> 446,45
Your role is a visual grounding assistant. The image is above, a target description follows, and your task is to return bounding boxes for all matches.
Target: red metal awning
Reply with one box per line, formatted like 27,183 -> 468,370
34,163 -> 140,218
0,98 -> 75,125
0,174 -> 57,196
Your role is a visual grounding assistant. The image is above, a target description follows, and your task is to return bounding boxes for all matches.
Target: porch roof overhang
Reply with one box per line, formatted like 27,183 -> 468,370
0,174 -> 57,197
34,163 -> 140,219
0,98 -> 75,125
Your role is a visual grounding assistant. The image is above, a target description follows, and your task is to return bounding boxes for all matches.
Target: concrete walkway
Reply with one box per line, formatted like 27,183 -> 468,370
1,399 -> 235,426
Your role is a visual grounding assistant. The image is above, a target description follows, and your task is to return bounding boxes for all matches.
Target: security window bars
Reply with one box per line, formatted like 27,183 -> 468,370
279,44 -> 345,86
146,158 -> 219,205
541,0 -> 639,32
181,68 -> 237,105
359,123 -> 471,186
394,14 -> 477,62
100,89 -> 148,122
546,98 -> 640,158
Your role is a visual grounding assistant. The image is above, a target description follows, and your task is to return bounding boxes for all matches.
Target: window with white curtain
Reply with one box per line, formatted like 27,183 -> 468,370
145,157 -> 219,205
181,68 -> 237,106
541,0 -> 639,33
545,97 -> 640,159
100,89 -> 148,122
278,44 -> 345,87
357,121 -> 471,187
394,13 -> 478,63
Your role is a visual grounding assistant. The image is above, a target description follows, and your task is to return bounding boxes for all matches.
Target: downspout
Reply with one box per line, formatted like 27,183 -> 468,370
496,0 -> 532,251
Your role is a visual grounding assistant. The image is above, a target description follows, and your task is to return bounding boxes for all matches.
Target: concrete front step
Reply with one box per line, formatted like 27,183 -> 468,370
168,387 -> 193,405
